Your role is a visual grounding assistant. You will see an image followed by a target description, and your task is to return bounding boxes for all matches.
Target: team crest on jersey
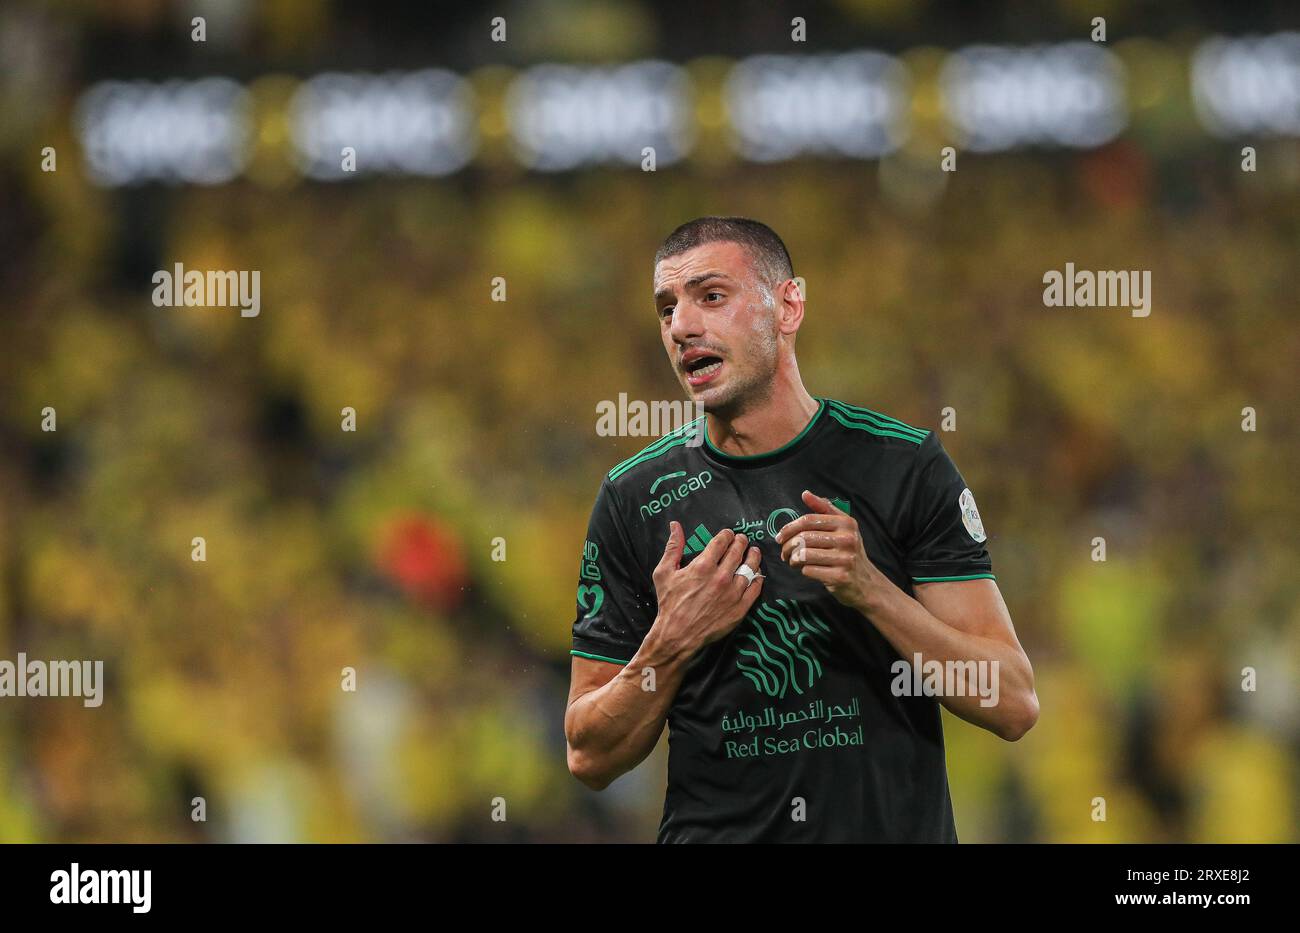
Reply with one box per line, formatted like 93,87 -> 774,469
958,488 -> 986,543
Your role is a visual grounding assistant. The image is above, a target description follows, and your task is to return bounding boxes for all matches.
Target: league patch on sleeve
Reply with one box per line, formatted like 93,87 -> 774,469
958,488 -> 987,543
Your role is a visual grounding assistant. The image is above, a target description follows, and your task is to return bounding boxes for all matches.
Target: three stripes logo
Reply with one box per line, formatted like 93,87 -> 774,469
735,598 -> 831,698
682,523 -> 714,555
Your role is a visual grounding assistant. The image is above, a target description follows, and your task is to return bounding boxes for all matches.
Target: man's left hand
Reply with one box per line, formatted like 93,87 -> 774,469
777,490 -> 889,613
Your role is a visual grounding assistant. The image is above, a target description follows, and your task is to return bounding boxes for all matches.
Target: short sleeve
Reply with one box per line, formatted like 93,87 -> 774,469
904,434 -> 995,584
570,478 -> 657,664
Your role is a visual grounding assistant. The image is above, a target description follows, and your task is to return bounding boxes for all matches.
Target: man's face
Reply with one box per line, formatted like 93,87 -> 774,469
653,241 -> 782,415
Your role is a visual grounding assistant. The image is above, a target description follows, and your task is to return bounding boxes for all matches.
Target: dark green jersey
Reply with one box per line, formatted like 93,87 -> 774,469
571,397 -> 994,843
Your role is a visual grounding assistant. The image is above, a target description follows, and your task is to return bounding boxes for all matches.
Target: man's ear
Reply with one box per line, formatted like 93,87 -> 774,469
778,279 -> 804,337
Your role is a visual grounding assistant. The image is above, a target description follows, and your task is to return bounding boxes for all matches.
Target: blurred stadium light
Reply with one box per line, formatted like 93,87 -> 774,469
289,69 -> 477,179
71,33 -> 1300,186
724,51 -> 908,161
75,77 -> 250,186
506,60 -> 693,171
940,42 -> 1126,152
1191,32 -> 1300,137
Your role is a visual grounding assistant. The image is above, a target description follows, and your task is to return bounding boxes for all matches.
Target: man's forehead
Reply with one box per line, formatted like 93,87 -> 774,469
653,241 -> 751,290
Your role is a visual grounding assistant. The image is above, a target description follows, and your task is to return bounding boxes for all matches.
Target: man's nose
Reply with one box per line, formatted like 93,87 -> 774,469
669,299 -> 704,343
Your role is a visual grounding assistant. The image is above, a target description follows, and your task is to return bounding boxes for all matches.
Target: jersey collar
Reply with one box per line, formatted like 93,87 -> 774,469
701,397 -> 828,468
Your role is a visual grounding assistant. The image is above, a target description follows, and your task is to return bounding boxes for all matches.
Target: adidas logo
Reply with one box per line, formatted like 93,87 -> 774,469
682,523 -> 714,555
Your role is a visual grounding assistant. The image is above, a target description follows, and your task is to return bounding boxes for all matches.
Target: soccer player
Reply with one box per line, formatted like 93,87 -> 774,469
564,217 -> 1038,842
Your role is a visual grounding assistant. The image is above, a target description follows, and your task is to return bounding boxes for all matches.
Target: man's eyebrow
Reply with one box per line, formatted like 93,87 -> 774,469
653,271 -> 736,303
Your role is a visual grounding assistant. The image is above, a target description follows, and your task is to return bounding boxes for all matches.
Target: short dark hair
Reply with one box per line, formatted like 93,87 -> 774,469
654,217 -> 794,289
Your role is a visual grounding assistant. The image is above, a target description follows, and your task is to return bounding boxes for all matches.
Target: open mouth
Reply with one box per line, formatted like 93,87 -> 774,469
683,353 -> 723,386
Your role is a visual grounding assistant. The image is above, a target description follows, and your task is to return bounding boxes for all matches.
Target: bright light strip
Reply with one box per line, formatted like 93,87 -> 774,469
1192,32 -> 1300,137
941,42 -> 1126,151
75,77 -> 250,186
506,60 -> 693,171
725,51 -> 909,161
72,33 -> 1300,184
290,69 -> 476,179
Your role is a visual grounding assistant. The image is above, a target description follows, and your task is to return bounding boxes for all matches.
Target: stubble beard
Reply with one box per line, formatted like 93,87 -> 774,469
696,302 -> 780,421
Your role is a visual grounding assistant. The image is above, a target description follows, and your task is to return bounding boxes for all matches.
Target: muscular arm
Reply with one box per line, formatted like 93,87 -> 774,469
565,523 -> 763,790
780,490 -> 1038,741
564,637 -> 692,791
861,577 -> 1037,740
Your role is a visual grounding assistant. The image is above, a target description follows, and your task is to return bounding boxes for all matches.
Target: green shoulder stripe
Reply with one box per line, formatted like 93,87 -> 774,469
570,649 -> 631,665
826,407 -> 926,445
826,399 -> 928,441
607,418 -> 703,481
607,418 -> 696,477
912,573 -> 997,583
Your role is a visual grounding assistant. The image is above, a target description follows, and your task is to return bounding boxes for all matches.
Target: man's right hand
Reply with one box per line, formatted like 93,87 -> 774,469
565,523 -> 763,790
648,522 -> 764,659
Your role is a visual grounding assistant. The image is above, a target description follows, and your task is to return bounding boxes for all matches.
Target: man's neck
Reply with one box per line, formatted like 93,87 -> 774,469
705,384 -> 819,458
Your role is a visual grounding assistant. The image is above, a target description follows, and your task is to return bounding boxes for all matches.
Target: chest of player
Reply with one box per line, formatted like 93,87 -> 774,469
629,467 -> 909,592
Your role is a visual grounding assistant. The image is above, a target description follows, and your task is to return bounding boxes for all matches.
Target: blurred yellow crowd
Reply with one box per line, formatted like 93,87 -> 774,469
1,135 -> 1297,841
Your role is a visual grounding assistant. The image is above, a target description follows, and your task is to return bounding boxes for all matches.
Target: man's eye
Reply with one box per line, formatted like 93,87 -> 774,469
705,292 -> 723,302
659,305 -> 675,318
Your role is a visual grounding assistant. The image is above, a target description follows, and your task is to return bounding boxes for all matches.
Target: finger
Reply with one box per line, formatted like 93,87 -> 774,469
730,546 -> 762,595
802,490 -> 842,514
654,520 -> 684,577
775,513 -> 847,544
800,565 -> 848,586
779,530 -> 851,562
697,527 -> 736,565
737,572 -> 764,612
786,545 -> 854,570
717,532 -> 749,574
